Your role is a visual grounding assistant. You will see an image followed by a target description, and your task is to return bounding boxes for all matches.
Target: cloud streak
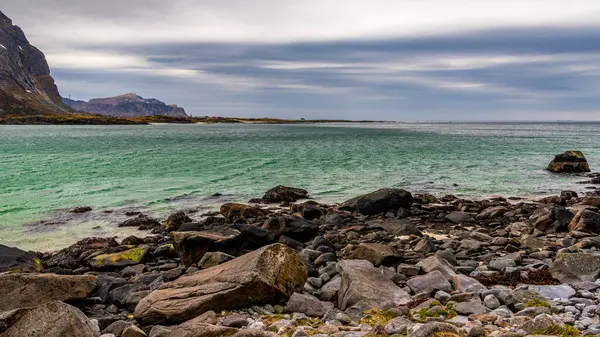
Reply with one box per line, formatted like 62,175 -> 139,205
3,1 -> 600,120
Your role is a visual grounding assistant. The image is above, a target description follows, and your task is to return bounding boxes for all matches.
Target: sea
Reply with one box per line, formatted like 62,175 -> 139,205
1,122 -> 598,251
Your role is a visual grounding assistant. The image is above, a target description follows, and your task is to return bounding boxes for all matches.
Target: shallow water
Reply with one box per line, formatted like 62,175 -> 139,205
0,122 -> 597,250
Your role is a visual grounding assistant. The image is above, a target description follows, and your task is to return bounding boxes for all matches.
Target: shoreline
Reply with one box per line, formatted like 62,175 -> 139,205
2,185 -> 600,336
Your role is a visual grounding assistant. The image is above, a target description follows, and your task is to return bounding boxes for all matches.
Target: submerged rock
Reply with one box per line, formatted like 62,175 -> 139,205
0,273 -> 98,311
340,188 -> 413,215
134,243 -> 307,325
547,150 -> 591,173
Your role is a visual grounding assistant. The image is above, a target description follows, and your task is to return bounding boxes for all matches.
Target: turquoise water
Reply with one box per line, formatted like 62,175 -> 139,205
0,122 -> 598,250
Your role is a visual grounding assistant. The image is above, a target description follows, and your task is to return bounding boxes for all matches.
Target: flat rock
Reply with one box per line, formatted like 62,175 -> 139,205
337,259 -> 411,311
91,245 -> 151,269
550,252 -> 600,283
0,301 -> 95,337
446,211 -> 475,224
406,270 -> 452,294
346,243 -> 401,267
0,273 -> 98,311
528,284 -> 576,300
285,292 -> 334,317
134,243 -> 307,325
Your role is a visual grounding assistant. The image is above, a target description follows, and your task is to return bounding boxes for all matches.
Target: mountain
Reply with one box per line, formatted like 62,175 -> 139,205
0,11 -> 69,115
63,93 -> 189,117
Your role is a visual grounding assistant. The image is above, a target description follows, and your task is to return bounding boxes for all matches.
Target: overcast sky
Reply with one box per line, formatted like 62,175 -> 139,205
3,1 -> 600,120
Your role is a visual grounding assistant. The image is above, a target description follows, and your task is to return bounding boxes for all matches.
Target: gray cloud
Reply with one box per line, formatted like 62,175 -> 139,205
3,1 -> 600,120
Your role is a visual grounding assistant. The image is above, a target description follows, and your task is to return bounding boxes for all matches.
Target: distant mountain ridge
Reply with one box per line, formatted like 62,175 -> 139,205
63,93 -> 188,118
0,10 -> 69,115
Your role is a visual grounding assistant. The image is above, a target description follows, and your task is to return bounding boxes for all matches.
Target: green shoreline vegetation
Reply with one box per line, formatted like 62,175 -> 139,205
0,112 -> 384,125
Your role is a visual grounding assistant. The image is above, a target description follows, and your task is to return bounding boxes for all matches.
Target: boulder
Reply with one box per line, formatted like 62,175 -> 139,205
409,322 -> 462,337
417,255 -> 457,280
547,150 -> 591,173
337,259 -> 411,311
340,188 -> 413,215
476,206 -> 508,220
406,271 -> 452,294
377,219 -> 422,236
0,273 -> 98,311
198,252 -> 235,269
45,237 -> 119,269
171,230 -> 242,267
90,245 -> 151,269
446,211 -> 475,224
285,292 -> 334,317
220,203 -> 266,223
568,209 -> 600,233
528,285 -> 576,300
346,243 -> 401,267
0,244 -> 43,273
134,243 -> 307,325
0,301 -> 96,337
163,211 -> 192,232
550,252 -> 600,283
118,215 -> 161,230
262,215 -> 319,242
261,185 -> 310,203
231,223 -> 281,251
530,206 -> 574,232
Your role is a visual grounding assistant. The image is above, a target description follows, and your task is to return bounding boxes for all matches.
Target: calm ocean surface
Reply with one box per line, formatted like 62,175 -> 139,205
1,122 -> 598,250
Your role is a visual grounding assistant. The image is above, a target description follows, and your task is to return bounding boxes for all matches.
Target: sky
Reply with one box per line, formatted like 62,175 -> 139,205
3,0 -> 600,120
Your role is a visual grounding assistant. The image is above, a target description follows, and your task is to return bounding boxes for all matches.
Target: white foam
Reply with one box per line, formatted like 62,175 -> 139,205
0,44 -> 6,50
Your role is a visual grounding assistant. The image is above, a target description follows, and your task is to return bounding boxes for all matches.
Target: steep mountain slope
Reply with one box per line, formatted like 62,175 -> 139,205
63,93 -> 188,117
0,10 -> 69,115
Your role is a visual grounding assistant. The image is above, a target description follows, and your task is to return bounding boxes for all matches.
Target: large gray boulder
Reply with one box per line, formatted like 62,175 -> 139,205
340,188 -> 413,215
550,252 -> 600,283
134,243 -> 307,325
406,271 -> 452,294
285,292 -> 334,317
337,259 -> 411,311
0,301 -> 96,337
0,273 -> 98,311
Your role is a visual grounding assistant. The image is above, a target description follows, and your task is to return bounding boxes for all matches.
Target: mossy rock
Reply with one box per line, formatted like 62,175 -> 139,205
90,245 -> 150,269
0,244 -> 43,273
360,308 -> 395,326
532,324 -> 581,337
547,151 -> 591,173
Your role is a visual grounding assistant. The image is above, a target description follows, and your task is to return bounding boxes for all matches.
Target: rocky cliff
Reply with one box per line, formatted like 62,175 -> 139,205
63,93 -> 188,118
0,11 -> 69,115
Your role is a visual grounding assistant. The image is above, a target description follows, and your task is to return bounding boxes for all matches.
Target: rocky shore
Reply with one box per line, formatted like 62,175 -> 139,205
3,182 -> 600,337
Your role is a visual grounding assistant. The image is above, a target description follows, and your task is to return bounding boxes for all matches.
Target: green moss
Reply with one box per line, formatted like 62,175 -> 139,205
411,303 -> 456,323
260,314 -> 288,326
532,324 -> 580,337
296,317 -> 323,328
93,246 -> 146,267
526,298 -> 551,309
360,308 -> 394,326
